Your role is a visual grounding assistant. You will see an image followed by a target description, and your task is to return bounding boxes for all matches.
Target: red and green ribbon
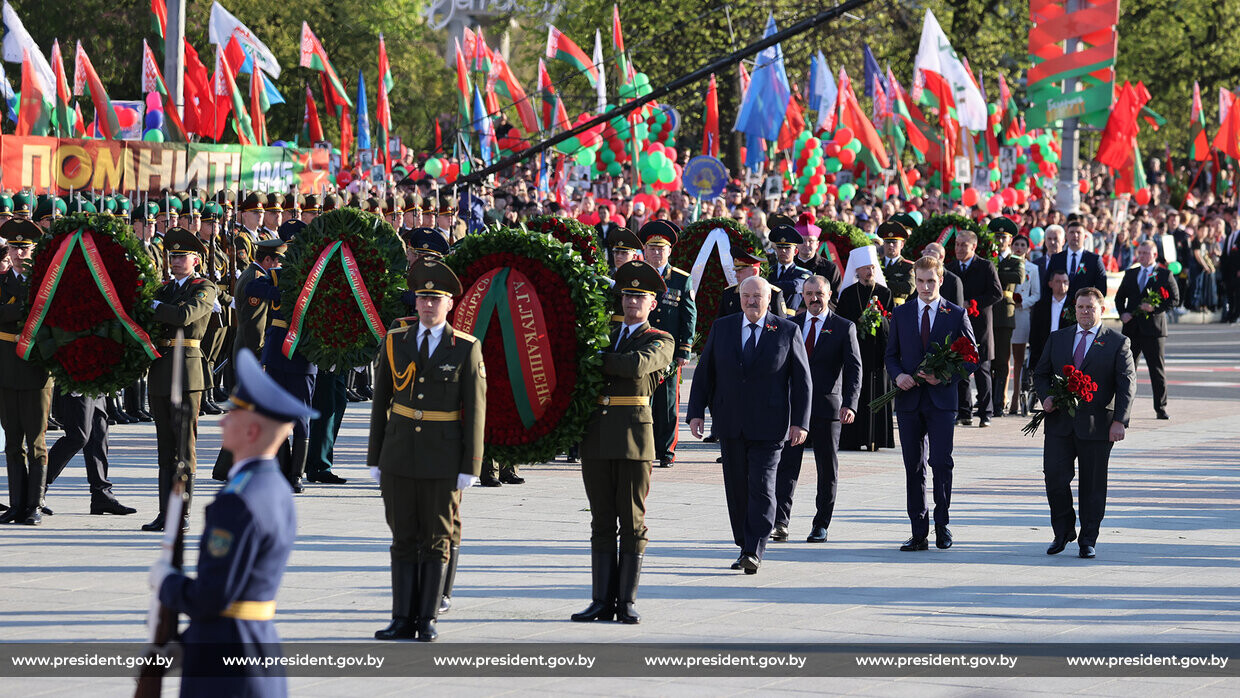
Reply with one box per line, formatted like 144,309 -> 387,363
339,243 -> 385,342
283,240 -> 386,359
17,227 -> 159,361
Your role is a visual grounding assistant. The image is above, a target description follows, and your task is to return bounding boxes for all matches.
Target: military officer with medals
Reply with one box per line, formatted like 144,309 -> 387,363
370,259 -> 485,643
880,222 -> 916,305
143,228 -> 218,532
0,221 -> 54,525
767,224 -> 814,315
989,217 -> 1026,418
572,261 -> 674,625
148,348 -> 315,697
232,232 -> 272,362
639,221 -> 695,469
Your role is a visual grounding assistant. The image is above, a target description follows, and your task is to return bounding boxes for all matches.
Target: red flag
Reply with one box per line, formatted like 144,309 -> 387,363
701,73 -> 719,157
250,69 -> 268,146
778,87 -> 805,151
304,85 -> 324,142
183,39 -> 213,137
537,58 -> 555,132
17,49 -> 49,136
434,118 -> 443,152
920,69 -> 959,180
1191,81 -> 1210,162
1214,91 -> 1240,161
1097,82 -> 1149,169
838,72 -> 890,170
74,42 -> 121,140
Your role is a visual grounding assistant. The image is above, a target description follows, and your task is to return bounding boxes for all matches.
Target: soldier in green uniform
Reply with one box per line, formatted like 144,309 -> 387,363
237,193 -> 266,243
142,228 -> 219,533
989,217 -> 1026,418
0,194 -> 14,223
300,194 -> 321,224
879,221 -> 915,306
0,222 -> 54,525
639,221 -> 695,469
12,192 -> 33,220
197,203 -> 232,415
370,259 -> 485,643
572,261 -> 674,625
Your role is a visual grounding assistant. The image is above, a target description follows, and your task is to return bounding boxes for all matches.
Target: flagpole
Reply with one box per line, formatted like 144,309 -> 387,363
164,0 -> 186,121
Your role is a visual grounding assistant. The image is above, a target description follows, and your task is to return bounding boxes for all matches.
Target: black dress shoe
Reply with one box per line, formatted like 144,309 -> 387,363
499,474 -> 525,485
702,434 -> 719,443
978,417 -> 991,428
1156,410 -> 1170,420
201,399 -> 223,415
480,477 -> 502,487
990,411 -> 1005,419
0,502 -> 7,512
40,506 -> 54,516
739,554 -> 760,575
571,600 -> 615,623
91,500 -> 137,516
1046,531 -> 1077,555
374,617 -> 417,641
935,525 -> 953,549
657,459 -> 673,468
770,525 -> 789,542
21,508 -> 42,525
806,527 -> 828,543
307,471 -> 348,484
346,389 -> 365,402
291,480 -> 304,494
135,409 -> 154,423
141,515 -> 166,532
1078,544 -> 1096,559
958,418 -> 973,427
0,508 -> 19,524
900,536 -> 929,551
730,556 -> 744,570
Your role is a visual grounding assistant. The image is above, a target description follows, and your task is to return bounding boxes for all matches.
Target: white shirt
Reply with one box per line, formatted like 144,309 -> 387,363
916,297 -> 941,331
1137,264 -> 1157,288
228,455 -> 264,480
741,317 -> 764,350
884,256 -> 901,267
655,264 -> 668,277
802,311 -> 828,344
1050,295 -> 1068,332
416,321 -> 447,358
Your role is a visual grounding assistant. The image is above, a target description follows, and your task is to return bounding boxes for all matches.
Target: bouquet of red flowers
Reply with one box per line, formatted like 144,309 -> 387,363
869,336 -> 978,412
966,299 -> 979,317
1021,365 -> 1097,436
1138,283 -> 1170,319
860,295 -> 888,337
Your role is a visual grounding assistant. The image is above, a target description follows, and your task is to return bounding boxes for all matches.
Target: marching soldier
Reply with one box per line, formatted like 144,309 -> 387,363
572,261 -> 674,625
0,221 -> 54,525
639,221 -> 695,469
880,221 -> 915,305
148,348 -> 316,696
989,217 -> 1026,418
143,228 -> 218,532
370,259 -> 485,643
767,224 -> 814,315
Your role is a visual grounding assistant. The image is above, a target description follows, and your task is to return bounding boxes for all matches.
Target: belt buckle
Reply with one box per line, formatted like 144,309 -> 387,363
413,409 -> 423,420
602,396 -> 611,406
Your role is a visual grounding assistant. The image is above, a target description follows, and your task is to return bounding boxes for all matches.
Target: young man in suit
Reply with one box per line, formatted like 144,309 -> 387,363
884,256 -> 977,551
1033,287 -> 1136,559
1047,220 -> 1107,297
946,230 -> 1002,426
1028,270 -> 1074,373
772,275 -> 861,543
687,276 -> 811,575
1114,240 -> 1179,419
921,242 -> 965,308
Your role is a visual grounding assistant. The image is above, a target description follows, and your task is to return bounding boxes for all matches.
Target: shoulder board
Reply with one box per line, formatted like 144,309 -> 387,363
221,470 -> 253,495
670,267 -> 690,277
724,284 -> 737,291
646,328 -> 673,340
189,277 -> 209,285
452,329 -> 478,343
388,325 -> 413,335
391,316 -> 417,331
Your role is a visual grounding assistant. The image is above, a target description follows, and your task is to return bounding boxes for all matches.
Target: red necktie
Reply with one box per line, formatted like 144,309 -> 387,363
920,306 -> 931,349
805,317 -> 818,355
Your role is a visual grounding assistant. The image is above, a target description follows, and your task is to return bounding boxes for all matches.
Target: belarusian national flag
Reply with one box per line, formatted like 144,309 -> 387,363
73,42 -> 121,140
17,48 -> 50,136
142,39 -> 188,141
303,84 -> 324,143
377,34 -> 392,173
837,70 -> 890,172
702,73 -> 719,157
73,102 -> 85,137
546,26 -> 598,88
454,37 -> 472,124
250,66 -> 271,146
151,0 -> 167,54
216,44 -> 254,145
612,4 -> 629,78
1190,81 -> 1210,161
299,22 -> 352,109
183,39 -> 213,138
492,54 -> 538,136
537,58 -> 555,133
49,39 -> 72,137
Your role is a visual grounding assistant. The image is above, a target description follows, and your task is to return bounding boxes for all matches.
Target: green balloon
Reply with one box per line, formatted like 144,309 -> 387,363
424,158 -> 443,177
143,129 -> 164,142
797,131 -> 811,143
809,194 -> 824,206
575,150 -> 595,166
459,160 -> 471,175
600,148 -> 616,163
1018,134 -> 1033,148
635,73 -> 650,87
607,161 -> 623,176
825,158 -> 842,173
989,169 -> 1001,182
988,103 -> 998,115
1168,261 -> 1183,275
837,183 -> 856,201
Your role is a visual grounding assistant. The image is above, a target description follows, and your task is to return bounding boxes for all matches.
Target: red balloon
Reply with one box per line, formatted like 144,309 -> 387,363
823,173 -> 836,184
809,174 -> 824,187
1001,187 -> 1017,206
1013,164 -> 1026,176
1078,179 -> 1089,194
1015,190 -> 1028,205
1135,188 -> 1151,206
886,184 -> 898,199
834,127 -> 854,145
827,184 -> 838,197
804,137 -> 820,150
116,107 -> 138,130
987,194 -> 1003,214
666,148 -> 679,163
824,142 -> 841,157
838,148 -> 856,167
800,191 -> 812,205
961,187 -> 979,207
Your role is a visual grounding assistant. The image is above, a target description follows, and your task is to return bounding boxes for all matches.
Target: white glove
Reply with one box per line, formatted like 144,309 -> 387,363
151,300 -> 162,309
148,559 -> 174,591
456,474 -> 479,491
212,300 -> 222,313
369,466 -> 382,483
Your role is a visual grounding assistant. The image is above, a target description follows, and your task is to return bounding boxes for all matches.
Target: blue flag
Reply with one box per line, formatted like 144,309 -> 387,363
733,14 -> 790,143
862,44 -> 886,98
472,85 -> 494,166
0,65 -> 17,124
806,51 -> 836,115
355,69 -> 372,152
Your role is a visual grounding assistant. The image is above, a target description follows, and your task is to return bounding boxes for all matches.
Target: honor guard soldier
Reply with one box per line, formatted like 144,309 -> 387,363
321,193 -> 340,213
299,194 -> 320,224
370,259 -> 485,642
33,194 -> 66,231
232,235 -> 274,362
238,193 -> 265,242
385,195 -> 404,229
605,227 -> 644,326
879,221 -> 916,305
143,228 -> 219,532
717,248 -> 787,319
261,193 -> 282,236
12,192 -> 33,219
435,197 -> 457,240
198,202 -> 232,415
280,194 -> 301,225
148,348 -> 316,697
0,194 -> 15,223
402,194 -> 422,233
638,220 -> 695,468
153,194 -> 181,235
0,221 -> 54,525
989,217 -> 1026,417
767,224 -> 814,315
572,261 -> 674,625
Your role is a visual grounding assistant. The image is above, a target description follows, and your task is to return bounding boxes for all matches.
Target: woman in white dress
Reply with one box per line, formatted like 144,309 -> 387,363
1008,234 -> 1041,415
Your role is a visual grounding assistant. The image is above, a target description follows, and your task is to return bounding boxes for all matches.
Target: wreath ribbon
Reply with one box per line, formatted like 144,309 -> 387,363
17,227 -> 159,361
283,241 -> 386,360
689,227 -> 737,292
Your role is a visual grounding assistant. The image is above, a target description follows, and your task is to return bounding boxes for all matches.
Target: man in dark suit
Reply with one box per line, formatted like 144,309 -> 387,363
767,224 -> 814,315
772,275 -> 861,543
1221,219 -> 1240,323
1028,270 -> 1074,373
1033,287 -> 1136,558
884,256 -> 977,551
946,230 -> 1002,426
1114,240 -> 1179,419
716,248 -> 786,320
921,242 -> 964,308
1047,220 -> 1107,298
687,276 -> 811,575
1035,224 -> 1066,299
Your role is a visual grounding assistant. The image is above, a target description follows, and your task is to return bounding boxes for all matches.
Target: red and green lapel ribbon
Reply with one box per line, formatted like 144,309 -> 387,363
17,227 -> 160,361
282,241 -> 386,359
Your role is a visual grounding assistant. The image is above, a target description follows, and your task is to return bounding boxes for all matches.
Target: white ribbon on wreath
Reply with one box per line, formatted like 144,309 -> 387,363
689,227 -> 737,293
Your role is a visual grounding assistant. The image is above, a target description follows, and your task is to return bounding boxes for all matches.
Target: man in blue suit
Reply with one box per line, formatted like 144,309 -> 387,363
687,276 -> 812,574
149,348 -> 317,697
772,275 -> 861,543
1046,220 -> 1107,298
884,256 -> 978,551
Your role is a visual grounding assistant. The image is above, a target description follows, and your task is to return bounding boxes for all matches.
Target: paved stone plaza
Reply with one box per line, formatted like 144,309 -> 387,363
4,324 -> 1239,695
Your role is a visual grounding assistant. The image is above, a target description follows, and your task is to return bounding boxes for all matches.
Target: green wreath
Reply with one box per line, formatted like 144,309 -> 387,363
670,216 -> 766,351
445,227 -> 610,466
22,213 -> 161,397
524,214 -> 610,276
277,208 -> 407,369
907,214 -> 996,262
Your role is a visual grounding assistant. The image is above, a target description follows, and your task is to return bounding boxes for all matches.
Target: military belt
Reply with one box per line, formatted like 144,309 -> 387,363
596,395 -> 648,406
270,319 -> 289,329
392,404 -> 461,422
0,331 -> 17,343
220,600 -> 276,621
158,338 -> 201,348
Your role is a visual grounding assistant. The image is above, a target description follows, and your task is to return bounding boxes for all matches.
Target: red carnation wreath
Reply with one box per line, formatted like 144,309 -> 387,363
668,217 -> 766,351
524,214 -> 609,275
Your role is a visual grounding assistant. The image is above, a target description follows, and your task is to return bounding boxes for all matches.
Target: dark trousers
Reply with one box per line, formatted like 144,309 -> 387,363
2,385 -> 53,512
1129,334 -> 1168,412
380,471 -> 459,563
651,365 -> 681,462
895,408 -> 956,538
720,438 -> 782,561
1043,433 -> 1113,546
581,458 -> 652,554
46,394 -> 115,502
991,326 -> 1014,413
774,418 -> 842,530
958,359 -> 993,420
307,371 -> 347,474
149,391 -> 202,516
266,368 -> 316,439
